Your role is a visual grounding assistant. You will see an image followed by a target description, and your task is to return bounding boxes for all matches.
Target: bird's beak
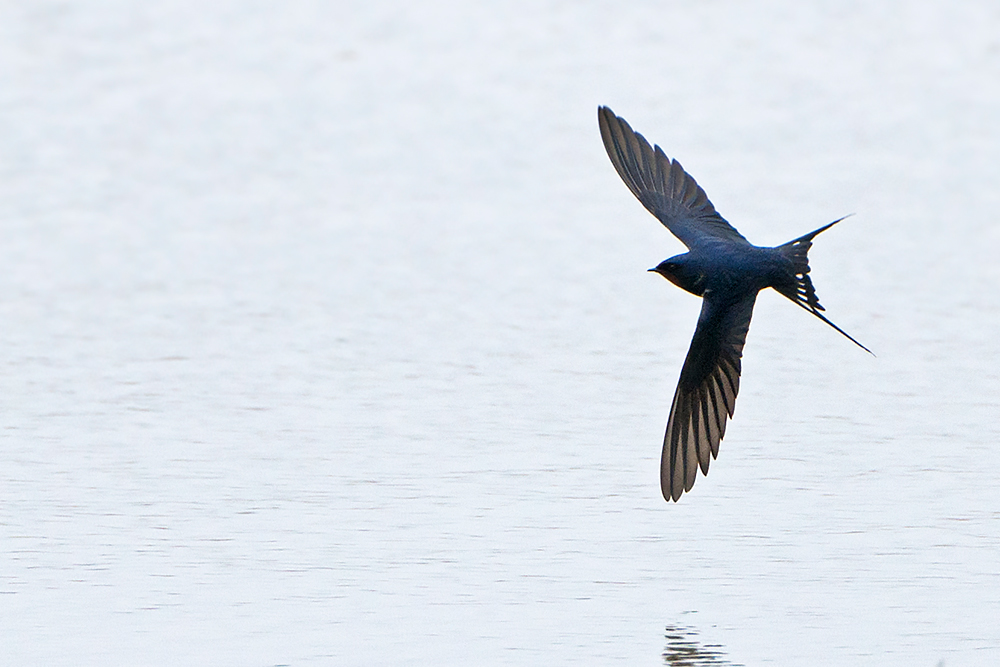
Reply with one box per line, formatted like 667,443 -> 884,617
647,267 -> 658,273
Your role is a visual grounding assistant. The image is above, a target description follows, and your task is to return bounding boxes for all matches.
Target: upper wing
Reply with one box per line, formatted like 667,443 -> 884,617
661,292 -> 757,502
598,106 -> 749,249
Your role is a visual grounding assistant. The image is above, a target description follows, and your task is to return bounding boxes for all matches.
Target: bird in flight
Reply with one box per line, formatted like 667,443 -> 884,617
598,106 -> 870,503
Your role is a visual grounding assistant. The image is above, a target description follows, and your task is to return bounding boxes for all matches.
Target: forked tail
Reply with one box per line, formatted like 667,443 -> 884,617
775,215 -> 873,354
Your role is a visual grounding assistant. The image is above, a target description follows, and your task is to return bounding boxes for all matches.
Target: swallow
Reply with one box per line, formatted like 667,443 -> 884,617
598,106 -> 870,502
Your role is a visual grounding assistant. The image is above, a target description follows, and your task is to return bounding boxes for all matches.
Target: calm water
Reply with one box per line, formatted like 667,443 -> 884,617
2,2 -> 999,665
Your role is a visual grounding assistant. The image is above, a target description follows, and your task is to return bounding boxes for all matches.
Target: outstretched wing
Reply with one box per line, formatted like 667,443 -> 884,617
599,106 -> 750,249
661,293 -> 757,502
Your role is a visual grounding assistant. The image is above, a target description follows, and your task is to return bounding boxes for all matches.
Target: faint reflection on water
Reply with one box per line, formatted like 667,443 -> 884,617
662,625 -> 742,667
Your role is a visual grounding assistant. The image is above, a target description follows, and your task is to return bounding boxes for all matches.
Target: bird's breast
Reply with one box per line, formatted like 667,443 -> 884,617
665,270 -> 706,296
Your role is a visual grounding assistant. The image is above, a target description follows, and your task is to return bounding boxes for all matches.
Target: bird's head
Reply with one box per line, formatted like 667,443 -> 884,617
648,254 -> 704,296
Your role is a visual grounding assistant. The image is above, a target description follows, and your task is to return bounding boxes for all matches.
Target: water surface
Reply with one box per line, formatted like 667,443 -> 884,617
1,2 -> 999,665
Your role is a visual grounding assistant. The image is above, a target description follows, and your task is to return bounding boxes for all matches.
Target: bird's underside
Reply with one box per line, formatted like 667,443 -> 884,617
598,105 -> 869,502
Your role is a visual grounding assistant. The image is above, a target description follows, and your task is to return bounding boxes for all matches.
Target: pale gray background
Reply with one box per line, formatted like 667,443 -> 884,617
2,1 -> 999,665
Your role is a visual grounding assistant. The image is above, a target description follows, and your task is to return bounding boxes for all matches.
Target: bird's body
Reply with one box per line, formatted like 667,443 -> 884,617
655,243 -> 787,298
598,106 -> 869,502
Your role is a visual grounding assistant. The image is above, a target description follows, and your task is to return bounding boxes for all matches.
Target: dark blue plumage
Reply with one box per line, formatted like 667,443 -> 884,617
598,106 -> 870,502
